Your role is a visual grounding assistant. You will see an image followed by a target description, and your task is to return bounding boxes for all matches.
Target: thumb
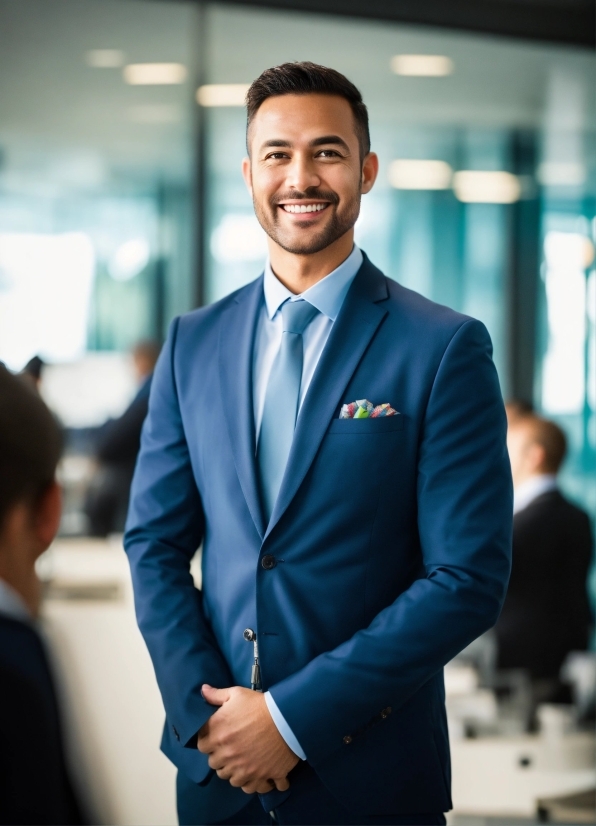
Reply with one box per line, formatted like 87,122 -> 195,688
201,684 -> 230,707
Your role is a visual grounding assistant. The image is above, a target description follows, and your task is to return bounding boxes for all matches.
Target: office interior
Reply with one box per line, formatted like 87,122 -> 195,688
0,0 -> 594,823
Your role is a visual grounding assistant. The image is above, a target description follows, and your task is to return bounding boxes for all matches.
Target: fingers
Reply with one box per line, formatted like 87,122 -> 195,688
241,779 -> 276,795
273,776 -> 290,791
197,730 -> 212,754
201,684 -> 230,707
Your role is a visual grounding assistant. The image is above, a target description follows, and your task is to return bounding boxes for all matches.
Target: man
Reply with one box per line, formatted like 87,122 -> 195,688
85,340 -> 160,535
496,413 -> 593,705
0,366 -> 83,825
505,398 -> 533,427
125,62 -> 512,825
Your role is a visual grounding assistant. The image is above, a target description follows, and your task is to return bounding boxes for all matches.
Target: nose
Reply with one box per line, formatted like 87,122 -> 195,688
286,152 -> 321,192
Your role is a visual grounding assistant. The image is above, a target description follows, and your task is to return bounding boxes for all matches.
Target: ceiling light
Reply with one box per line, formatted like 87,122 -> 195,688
537,162 -> 586,187
196,84 -> 250,107
123,63 -> 187,85
86,49 -> 125,68
453,171 -> 521,204
391,55 -> 454,77
389,160 -> 452,190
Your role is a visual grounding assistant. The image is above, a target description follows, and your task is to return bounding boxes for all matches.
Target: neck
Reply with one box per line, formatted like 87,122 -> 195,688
268,229 -> 354,294
0,546 -> 40,618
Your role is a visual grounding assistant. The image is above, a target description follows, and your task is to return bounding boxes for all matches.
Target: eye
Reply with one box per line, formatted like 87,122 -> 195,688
317,149 -> 341,158
265,152 -> 290,160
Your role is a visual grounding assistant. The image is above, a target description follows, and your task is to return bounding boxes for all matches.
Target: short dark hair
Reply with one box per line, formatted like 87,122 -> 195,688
246,62 -> 370,160
522,415 -> 567,474
0,365 -> 63,530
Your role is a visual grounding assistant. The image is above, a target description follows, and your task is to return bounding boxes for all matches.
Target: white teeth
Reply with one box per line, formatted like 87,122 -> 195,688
282,203 -> 327,213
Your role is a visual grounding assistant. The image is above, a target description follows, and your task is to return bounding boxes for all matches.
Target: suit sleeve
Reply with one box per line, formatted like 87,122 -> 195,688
124,318 -> 234,767
268,318 -> 513,766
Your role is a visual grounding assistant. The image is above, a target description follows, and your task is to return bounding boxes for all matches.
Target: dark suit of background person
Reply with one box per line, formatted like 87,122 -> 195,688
0,616 -> 83,825
85,341 -> 160,536
125,252 -> 513,824
0,366 -> 84,825
495,415 -> 593,705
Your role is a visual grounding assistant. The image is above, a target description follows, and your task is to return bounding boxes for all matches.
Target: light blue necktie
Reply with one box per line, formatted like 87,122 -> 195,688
257,299 -> 320,523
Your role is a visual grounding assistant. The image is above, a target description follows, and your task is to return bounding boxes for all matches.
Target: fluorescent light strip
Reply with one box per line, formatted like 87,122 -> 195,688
453,171 -> 521,204
86,49 -> 125,68
389,160 -> 452,190
197,84 -> 250,107
391,55 -> 454,77
123,63 -> 187,85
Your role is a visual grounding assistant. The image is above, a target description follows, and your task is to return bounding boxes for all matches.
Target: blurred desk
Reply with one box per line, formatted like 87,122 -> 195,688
451,733 -> 595,818
38,537 -> 196,826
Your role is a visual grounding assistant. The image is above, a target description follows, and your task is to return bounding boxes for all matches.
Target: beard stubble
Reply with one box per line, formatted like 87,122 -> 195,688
253,187 -> 361,256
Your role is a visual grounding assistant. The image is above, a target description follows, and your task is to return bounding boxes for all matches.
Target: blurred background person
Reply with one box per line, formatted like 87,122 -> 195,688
84,340 -> 160,536
495,413 -> 593,709
0,365 -> 84,825
504,398 -> 534,427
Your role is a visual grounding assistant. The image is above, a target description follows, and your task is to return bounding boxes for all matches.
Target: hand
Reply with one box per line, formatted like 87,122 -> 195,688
197,685 -> 299,794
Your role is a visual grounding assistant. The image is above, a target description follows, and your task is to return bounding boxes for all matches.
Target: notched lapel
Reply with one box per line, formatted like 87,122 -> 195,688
218,277 -> 266,539
265,258 -> 389,538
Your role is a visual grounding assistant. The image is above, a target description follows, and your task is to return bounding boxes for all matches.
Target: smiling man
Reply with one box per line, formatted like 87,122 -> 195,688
125,63 -> 512,826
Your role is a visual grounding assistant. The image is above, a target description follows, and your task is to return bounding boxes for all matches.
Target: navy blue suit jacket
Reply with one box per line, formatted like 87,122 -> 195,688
124,254 -> 512,818
0,617 -> 83,825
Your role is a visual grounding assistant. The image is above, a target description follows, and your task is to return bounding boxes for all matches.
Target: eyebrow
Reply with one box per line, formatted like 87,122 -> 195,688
260,135 -> 350,153
310,135 -> 350,152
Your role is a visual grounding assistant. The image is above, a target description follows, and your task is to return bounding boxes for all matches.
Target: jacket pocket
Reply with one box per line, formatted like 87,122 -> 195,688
327,414 -> 404,433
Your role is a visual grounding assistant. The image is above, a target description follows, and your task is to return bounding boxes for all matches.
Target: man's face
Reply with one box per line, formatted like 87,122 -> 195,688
243,93 -> 377,256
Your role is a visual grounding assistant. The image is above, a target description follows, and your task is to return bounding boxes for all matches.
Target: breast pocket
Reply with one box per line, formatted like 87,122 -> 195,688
327,413 -> 404,434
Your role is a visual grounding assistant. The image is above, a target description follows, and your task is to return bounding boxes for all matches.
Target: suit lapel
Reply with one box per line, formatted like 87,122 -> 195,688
219,277 -> 266,539
265,257 -> 389,539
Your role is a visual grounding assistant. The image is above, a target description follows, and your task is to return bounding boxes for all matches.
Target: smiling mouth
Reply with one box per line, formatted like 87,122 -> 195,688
280,203 -> 330,214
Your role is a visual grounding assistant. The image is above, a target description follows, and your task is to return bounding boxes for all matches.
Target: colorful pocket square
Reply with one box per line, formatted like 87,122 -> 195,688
340,399 -> 398,419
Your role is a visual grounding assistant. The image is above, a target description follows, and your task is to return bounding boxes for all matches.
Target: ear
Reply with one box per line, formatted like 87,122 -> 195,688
361,152 -> 379,195
33,481 -> 62,556
526,442 -> 546,476
241,157 -> 253,195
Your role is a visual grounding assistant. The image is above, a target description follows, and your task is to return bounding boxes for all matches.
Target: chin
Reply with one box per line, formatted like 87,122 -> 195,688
274,221 -> 352,256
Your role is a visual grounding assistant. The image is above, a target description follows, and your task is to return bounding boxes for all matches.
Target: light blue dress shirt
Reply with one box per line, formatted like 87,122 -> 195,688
513,473 -> 558,514
255,244 -> 363,760
0,578 -> 31,622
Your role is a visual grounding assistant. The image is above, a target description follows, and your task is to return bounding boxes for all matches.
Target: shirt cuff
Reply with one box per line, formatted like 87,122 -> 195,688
264,691 -> 306,760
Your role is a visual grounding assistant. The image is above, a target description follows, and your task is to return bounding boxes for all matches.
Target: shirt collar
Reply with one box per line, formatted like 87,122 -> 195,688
513,474 -> 558,515
263,245 -> 363,322
0,578 -> 32,623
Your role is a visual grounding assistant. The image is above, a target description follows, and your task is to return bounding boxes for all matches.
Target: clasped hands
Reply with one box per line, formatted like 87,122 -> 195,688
197,685 -> 299,795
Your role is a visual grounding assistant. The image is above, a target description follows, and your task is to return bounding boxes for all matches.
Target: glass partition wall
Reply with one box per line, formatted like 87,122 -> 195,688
0,0 -> 594,518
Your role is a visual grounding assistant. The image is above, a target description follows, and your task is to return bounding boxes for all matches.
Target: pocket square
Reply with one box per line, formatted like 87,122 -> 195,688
340,399 -> 398,419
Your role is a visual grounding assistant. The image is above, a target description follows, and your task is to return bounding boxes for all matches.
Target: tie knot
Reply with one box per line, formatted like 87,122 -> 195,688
281,299 -> 319,334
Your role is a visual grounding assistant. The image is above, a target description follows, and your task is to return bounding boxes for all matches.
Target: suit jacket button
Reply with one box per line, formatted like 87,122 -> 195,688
172,725 -> 180,741
343,735 -> 352,745
381,707 -> 392,718
261,554 -> 277,570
